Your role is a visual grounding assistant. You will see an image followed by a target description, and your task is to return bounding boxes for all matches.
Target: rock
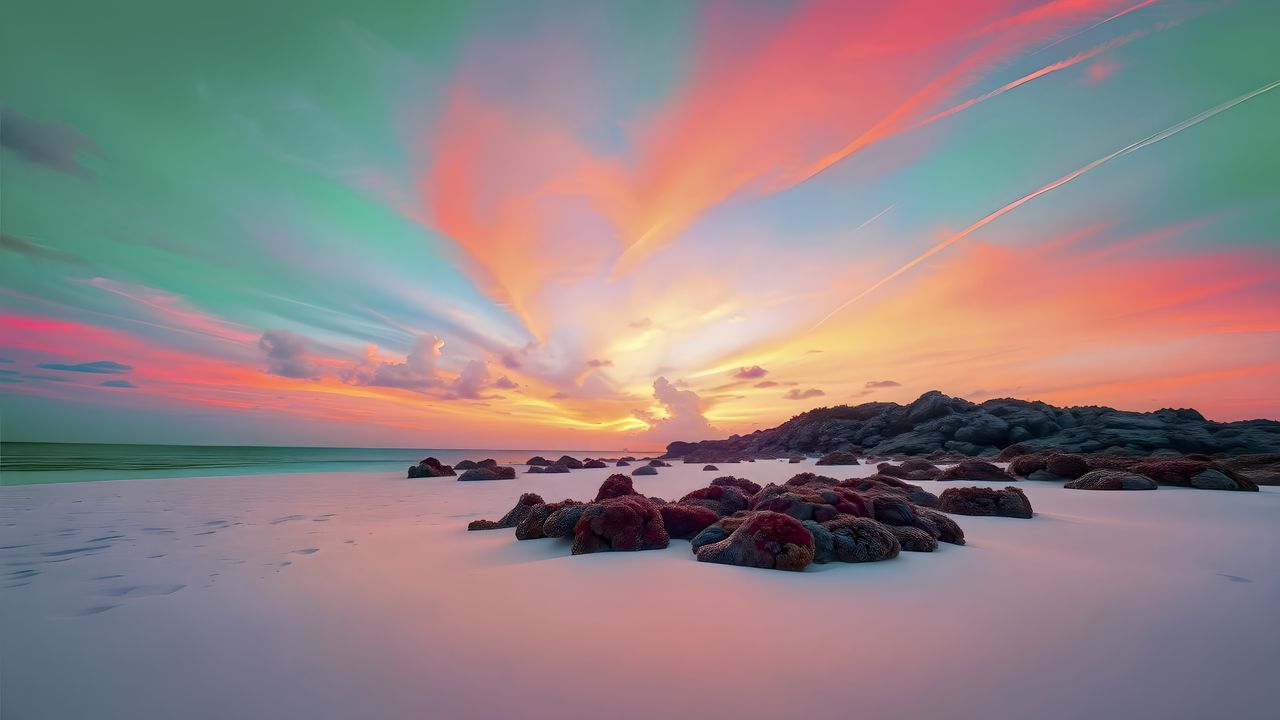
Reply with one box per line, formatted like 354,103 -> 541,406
658,504 -> 721,539
710,476 -> 762,495
593,474 -> 639,501
884,524 -> 938,552
457,466 -> 516,481
748,483 -> 869,522
1007,453 -> 1050,477
937,486 -> 1033,518
840,476 -> 938,508
689,514 -> 751,553
467,493 -> 545,530
784,472 -> 839,488
556,455 -> 584,470
677,485 -> 752,516
862,492 -> 915,526
1045,453 -> 1089,479
454,460 -> 479,470
694,511 -> 815,571
936,460 -> 1014,482
571,496 -> 669,554
526,466 -> 544,474
910,507 -> 966,544
583,459 -> 608,469
804,516 -> 900,564
788,456 -> 805,463
631,466 -> 658,476
1217,454 -> 1280,486
703,465 -> 719,471
526,456 -> 551,466
1129,459 -> 1257,491
542,463 -> 570,474
407,457 -> 456,478
815,451 -> 860,466
1065,470 -> 1158,491
647,459 -> 671,467
616,460 -> 631,467
514,499 -> 583,540
543,503 -> 588,538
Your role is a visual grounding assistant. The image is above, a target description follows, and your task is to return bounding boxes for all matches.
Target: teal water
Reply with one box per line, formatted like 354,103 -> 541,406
0,443 -> 637,485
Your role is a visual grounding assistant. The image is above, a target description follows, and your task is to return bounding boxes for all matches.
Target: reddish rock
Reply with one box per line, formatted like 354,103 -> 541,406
695,511 -> 815,571
658,504 -> 721,539
784,472 -> 839,488
938,486 -> 1032,518
1065,470 -> 1158,491
542,463 -> 570,474
467,493 -> 545,531
815,451 -> 860,466
1044,453 -> 1090,479
1129,459 -> 1258,491
526,456 -> 551,466
593,474 -> 639,501
678,484 -> 751,516
542,502 -> 588,538
748,483 -> 870,522
1219,454 -> 1280,486
457,466 -> 516,481
710,476 -> 762,495
571,496 -> 669,554
407,457 -> 456,478
788,455 -> 805,463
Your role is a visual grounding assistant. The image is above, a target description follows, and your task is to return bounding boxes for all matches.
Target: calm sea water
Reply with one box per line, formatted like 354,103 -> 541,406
0,443 -> 640,485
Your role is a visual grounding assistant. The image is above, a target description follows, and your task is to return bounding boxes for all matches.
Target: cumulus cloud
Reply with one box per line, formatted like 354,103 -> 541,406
586,358 -> 613,368
1,106 -> 103,177
865,380 -> 901,388
449,359 -> 489,399
783,388 -> 826,400
633,376 -> 715,442
732,365 -> 768,379
361,336 -> 445,389
37,360 -> 131,374
494,375 -> 518,390
754,380 -> 779,388
101,380 -> 137,388
259,330 -> 317,379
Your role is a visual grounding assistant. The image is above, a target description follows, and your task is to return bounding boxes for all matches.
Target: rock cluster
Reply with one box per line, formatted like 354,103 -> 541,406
407,457 -> 455,478
467,471 -> 969,572
1006,451 -> 1259,491
663,390 -> 1279,459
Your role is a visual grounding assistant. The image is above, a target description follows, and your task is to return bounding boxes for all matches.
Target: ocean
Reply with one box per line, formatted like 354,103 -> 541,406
0,443 -> 640,485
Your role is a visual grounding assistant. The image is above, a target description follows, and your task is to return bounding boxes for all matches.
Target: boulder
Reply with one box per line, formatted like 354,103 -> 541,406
407,457 -> 456,478
593,474 -> 639,501
910,506 -> 966,544
556,455 -> 584,470
815,451 -> 860,466
804,516 -> 900,564
648,459 -> 671,467
467,493 -> 545,530
1044,453 -> 1089,479
883,524 -> 939,552
658,504 -> 721,539
632,466 -> 658,476
937,486 -> 1033,518
689,514 -> 751,553
1129,459 -> 1257,491
543,502 -> 588,538
616,460 -> 631,467
526,456 -> 551,466
526,466 -> 544,474
840,476 -> 938,507
457,466 -> 516,481
541,463 -> 570,474
571,496 -> 669,554
695,511 -> 815,571
1065,470 -> 1158,491
454,459 -> 479,470
703,465 -> 719,471
678,485 -> 752,517
583,459 -> 608,469
936,460 -> 1014,482
748,483 -> 869,522
1218,454 -> 1280,486
784,472 -> 839,488
710,476 -> 762,495
788,455 -> 805,463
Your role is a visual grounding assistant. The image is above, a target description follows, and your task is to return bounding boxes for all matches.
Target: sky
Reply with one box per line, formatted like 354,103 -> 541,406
1,0 -> 1278,449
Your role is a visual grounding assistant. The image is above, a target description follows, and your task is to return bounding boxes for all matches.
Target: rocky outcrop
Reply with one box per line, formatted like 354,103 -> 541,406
1218,454 -> 1280,486
616,460 -> 631,466
658,504 -> 721,539
936,460 -> 1014,482
572,496 -> 669,554
593,474 -> 640,501
526,456 -> 551,466
662,390 -> 1279,459
937,486 -> 1033,518
556,456 -> 584,470
815,451 -> 860,466
1065,470 -> 1158,491
677,484 -> 752,517
748,482 -> 870,522
694,511 -> 815,571
631,466 -> 658,476
711,476 -> 762,495
457,466 -> 516,481
468,493 -> 545,530
583,459 -> 608,469
803,516 -> 901,564
1129,459 -> 1258,491
407,457 -> 456,478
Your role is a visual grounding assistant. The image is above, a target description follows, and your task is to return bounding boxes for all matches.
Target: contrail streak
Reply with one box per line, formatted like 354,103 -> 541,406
811,78 -> 1280,331
1038,0 -> 1162,54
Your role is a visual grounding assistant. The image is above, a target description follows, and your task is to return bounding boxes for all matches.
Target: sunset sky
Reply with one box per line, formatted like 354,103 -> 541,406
2,0 -> 1277,449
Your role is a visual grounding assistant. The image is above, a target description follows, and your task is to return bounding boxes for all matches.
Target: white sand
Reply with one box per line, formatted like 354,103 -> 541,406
3,460 -> 1277,719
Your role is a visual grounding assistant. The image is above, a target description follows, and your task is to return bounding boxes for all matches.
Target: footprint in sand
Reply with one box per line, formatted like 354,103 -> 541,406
270,515 -> 306,525
98,584 -> 186,598
292,548 -> 319,555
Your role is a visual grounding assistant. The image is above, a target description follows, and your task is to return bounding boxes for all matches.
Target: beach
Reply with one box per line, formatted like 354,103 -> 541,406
3,459 -> 1277,720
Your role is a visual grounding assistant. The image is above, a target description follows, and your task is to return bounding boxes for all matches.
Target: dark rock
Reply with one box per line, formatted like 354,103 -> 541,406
542,463 -> 570,474
616,460 -> 631,467
572,496 -> 669,554
910,506 -> 966,544
840,476 -> 938,508
1129,459 -> 1258,491
1045,453 -> 1089,479
648,459 -> 671,467
526,466 -> 544,474
1065,470 -> 1158,491
788,455 -> 805,463
583,459 -> 608,469
815,451 -> 860,466
863,492 -> 915,526
454,459 -> 479,470
937,486 -> 1033,518
804,516 -> 900,564
677,484 -> 751,516
694,511 -> 815,571
748,483 -> 869,522
689,514 -> 750,553
631,466 -> 658,476
936,460 -> 1014,482
457,466 -> 516,481
703,465 -> 719,471
556,455 -> 584,470
543,502 -> 588,538
658,504 -> 721,539
710,476 -> 762,495
1218,454 -> 1280,486
526,456 -> 551,466
468,493 -> 545,530
594,474 -> 640,501
514,499 -> 583,540
407,457 -> 456,478
783,472 -> 839,488
884,524 -> 938,552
